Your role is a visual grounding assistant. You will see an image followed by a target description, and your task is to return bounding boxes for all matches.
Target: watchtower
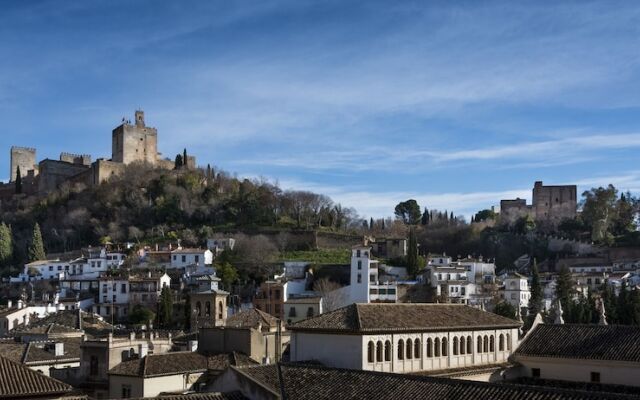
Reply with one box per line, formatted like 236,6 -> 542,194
111,110 -> 158,165
10,146 -> 37,182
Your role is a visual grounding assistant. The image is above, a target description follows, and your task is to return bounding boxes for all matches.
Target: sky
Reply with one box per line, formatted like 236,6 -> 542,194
1,0 -> 640,219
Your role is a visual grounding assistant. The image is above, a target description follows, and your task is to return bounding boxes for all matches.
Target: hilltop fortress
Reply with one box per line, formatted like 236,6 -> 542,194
3,110 -> 195,197
500,181 -> 577,225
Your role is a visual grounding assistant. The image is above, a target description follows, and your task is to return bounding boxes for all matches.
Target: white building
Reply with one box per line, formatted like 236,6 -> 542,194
514,324 -> 640,387
170,248 -> 213,268
501,272 -> 530,313
349,246 -> 397,304
423,256 -> 497,305
206,237 -> 236,253
289,303 -> 520,375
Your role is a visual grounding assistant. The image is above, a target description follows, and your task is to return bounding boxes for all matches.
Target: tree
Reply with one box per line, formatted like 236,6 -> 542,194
183,148 -> 188,167
601,281 -> 618,323
450,211 -> 454,221
0,223 -> 13,267
216,262 -> 239,290
555,266 -> 574,320
493,301 -> 517,320
581,185 -> 618,242
369,217 -> 374,231
421,207 -> 429,225
14,166 -> 23,195
174,154 -> 183,169
527,259 -> 543,319
312,278 -> 345,312
157,286 -> 173,328
406,227 -> 420,277
394,199 -> 421,225
28,223 -> 46,262
473,209 -> 495,222
514,215 -> 536,234
129,304 -> 156,326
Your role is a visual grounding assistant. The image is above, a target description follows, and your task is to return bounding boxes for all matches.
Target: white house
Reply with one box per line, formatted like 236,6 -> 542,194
170,248 -> 213,268
289,303 -> 521,376
514,324 -> 640,387
349,246 -> 396,304
502,272 -> 530,313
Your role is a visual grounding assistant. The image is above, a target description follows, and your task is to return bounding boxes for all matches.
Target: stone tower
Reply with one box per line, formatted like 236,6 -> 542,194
532,181 -> 577,223
111,110 -> 158,165
10,146 -> 37,182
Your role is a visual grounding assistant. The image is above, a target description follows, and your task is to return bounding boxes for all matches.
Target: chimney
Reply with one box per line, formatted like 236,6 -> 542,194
188,340 -> 198,352
50,342 -> 64,357
17,300 -> 23,309
7,300 -> 12,309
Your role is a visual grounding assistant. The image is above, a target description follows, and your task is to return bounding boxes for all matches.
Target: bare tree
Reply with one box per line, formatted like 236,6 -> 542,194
313,278 -> 346,312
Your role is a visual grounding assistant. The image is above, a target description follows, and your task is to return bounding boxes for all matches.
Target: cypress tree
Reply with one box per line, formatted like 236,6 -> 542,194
528,259 -> 543,319
15,166 -> 22,194
28,223 -> 46,262
450,211 -> 454,221
555,266 -> 573,320
183,148 -> 188,167
370,217 -> 374,231
0,223 -> 12,267
158,286 -> 173,328
174,154 -> 183,169
406,228 -> 419,277
381,219 -> 386,230
601,281 -> 618,323
421,207 -> 429,225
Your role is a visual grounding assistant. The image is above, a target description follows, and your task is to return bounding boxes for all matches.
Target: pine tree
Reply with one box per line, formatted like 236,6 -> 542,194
0,223 -> 13,267
527,259 -> 543,319
15,166 -> 22,194
406,228 -> 420,278
28,223 -> 46,262
174,154 -> 183,169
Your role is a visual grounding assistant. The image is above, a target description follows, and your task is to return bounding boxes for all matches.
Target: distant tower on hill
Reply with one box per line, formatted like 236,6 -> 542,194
111,109 -> 158,165
10,146 -> 37,182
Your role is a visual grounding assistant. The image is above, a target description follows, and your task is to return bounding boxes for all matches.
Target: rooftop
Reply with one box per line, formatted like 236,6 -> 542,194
515,324 -> 640,363
0,355 -> 75,399
289,303 -> 521,333
225,308 -> 280,330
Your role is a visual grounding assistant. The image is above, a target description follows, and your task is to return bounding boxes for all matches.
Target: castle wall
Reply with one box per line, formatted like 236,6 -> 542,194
91,159 -> 126,185
37,159 -> 90,193
500,199 -> 533,224
10,146 -> 37,182
60,152 -> 91,166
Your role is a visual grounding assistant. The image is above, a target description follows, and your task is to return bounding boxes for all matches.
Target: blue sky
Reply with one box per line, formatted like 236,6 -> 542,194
1,1 -> 640,219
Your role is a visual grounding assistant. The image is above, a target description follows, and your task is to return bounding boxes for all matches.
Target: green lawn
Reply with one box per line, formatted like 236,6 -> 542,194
278,249 -> 351,264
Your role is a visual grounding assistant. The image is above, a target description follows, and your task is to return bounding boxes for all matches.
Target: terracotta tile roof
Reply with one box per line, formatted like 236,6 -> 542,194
23,339 -> 82,364
226,309 -> 279,330
289,303 -> 521,333
15,310 -> 113,337
131,393 -> 247,400
0,355 -> 74,398
0,342 -> 26,363
276,363 -> 637,400
232,364 -> 280,395
109,352 -> 256,377
515,324 -> 640,362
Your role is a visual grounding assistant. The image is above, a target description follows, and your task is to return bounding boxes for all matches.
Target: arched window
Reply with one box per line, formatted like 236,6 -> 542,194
442,337 -> 448,357
406,339 -> 413,360
397,339 -> 404,360
506,333 -> 512,351
205,301 -> 211,317
427,338 -> 433,357
467,335 -> 472,354
367,341 -> 375,363
384,341 -> 391,361
490,335 -> 495,352
434,338 -> 440,357
218,301 -> 223,319
483,335 -> 489,353
196,301 -> 202,317
453,337 -> 459,355
414,339 -> 421,359
499,334 -> 504,351
376,341 -> 383,362
477,337 -> 482,353
460,336 -> 465,355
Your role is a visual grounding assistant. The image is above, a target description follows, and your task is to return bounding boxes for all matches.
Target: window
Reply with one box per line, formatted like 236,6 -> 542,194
384,341 -> 391,361
196,301 -> 202,316
406,339 -> 412,359
122,384 -> 132,399
49,266 -> 53,271
182,255 -> 186,262
121,284 -> 127,293
357,274 -> 362,284
414,339 -> 421,359
477,337 -> 482,353
427,338 -> 433,357
307,307 -> 314,318
442,337 -> 448,356
434,338 -> 440,357
490,335 -> 495,352
173,255 -> 176,261
205,301 -> 211,317
532,368 -> 541,378
506,333 -> 512,351
195,255 -> 199,263
58,266 -> 62,271
499,334 -> 504,351
357,250 -> 361,257
590,372 -> 600,383
460,336 -> 465,355
289,307 -> 297,318
453,337 -> 459,355
397,340 -> 404,360
358,260 -> 362,270
218,301 -> 223,319
368,341 -> 375,363
376,341 -> 383,362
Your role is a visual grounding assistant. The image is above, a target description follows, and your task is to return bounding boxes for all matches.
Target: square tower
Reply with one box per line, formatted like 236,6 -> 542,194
10,146 -> 37,182
111,110 -> 158,165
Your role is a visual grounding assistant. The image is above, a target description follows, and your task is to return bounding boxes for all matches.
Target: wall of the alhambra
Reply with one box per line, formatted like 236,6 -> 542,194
60,152 -> 92,166
10,147 -> 37,182
533,186 -> 577,222
92,160 -> 125,185
112,125 -> 158,165
37,159 -> 90,193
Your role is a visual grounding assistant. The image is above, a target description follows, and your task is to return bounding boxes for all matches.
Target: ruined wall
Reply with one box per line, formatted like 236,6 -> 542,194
532,181 -> 577,223
37,159 -> 90,193
10,146 -> 37,182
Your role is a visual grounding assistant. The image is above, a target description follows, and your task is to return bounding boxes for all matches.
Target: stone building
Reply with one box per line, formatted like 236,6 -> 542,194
500,181 -> 577,225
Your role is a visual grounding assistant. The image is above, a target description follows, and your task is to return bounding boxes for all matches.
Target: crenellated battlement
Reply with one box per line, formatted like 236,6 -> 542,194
11,146 -> 36,153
